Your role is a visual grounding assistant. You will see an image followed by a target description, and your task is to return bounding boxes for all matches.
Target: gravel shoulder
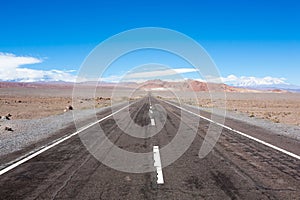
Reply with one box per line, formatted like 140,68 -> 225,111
0,106 -> 115,158
185,103 -> 300,141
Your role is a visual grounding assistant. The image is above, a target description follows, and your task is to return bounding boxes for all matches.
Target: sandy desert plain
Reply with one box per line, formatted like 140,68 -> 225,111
153,90 -> 300,126
0,84 -> 145,120
0,83 -> 300,126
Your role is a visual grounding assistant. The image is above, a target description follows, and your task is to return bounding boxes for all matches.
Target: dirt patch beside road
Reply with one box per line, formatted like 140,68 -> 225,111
154,91 -> 300,126
0,96 -> 111,119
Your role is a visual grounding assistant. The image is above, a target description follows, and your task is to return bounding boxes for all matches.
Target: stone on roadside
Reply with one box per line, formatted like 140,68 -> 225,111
1,115 -> 11,120
64,105 -> 73,112
5,126 -> 13,131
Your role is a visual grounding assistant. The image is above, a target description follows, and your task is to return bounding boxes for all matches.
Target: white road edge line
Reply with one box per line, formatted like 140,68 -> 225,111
153,146 -> 164,184
151,118 -> 155,126
0,103 -> 133,176
164,100 -> 300,160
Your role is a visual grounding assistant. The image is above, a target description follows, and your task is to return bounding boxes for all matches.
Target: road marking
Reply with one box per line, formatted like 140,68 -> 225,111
149,110 -> 153,114
151,118 -> 155,126
153,146 -> 164,184
164,100 -> 300,160
0,103 -> 133,176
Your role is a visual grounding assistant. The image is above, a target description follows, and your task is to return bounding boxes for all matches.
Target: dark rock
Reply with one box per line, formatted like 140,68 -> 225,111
5,127 -> 13,131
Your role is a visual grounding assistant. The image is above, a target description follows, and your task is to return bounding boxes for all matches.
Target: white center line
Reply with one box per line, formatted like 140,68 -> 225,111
164,100 -> 300,160
151,118 -> 155,126
153,146 -> 164,184
0,102 -> 134,176
149,96 -> 152,106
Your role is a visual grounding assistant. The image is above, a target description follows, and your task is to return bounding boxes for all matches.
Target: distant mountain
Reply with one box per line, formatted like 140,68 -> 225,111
0,81 -> 74,89
1,79 -> 296,93
225,76 -> 289,87
223,75 -> 300,93
237,84 -> 300,93
123,79 -> 262,93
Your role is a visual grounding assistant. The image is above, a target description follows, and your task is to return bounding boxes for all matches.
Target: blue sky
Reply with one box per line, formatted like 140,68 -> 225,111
0,0 -> 299,86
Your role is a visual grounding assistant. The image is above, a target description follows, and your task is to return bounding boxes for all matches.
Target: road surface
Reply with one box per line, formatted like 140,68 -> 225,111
0,96 -> 299,199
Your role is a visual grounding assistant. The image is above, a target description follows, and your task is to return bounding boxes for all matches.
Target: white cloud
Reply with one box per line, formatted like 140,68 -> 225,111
98,75 -> 122,83
222,74 -> 289,87
193,78 -> 206,82
124,68 -> 198,79
0,52 -> 77,82
0,54 -> 199,83
0,52 -> 42,69
97,68 -> 199,83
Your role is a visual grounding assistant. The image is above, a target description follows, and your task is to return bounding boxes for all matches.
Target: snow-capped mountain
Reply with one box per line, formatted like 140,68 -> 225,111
223,75 -> 288,87
249,84 -> 300,93
222,75 -> 300,92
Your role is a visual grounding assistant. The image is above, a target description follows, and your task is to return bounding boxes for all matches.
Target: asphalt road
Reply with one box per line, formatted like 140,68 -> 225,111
0,96 -> 299,199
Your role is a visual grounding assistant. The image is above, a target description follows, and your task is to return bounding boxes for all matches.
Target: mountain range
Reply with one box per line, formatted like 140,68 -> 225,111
233,84 -> 300,93
1,79 -> 297,93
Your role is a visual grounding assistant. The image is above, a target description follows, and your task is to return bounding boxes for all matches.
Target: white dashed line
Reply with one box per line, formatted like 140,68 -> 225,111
153,146 -> 164,184
151,118 -> 155,126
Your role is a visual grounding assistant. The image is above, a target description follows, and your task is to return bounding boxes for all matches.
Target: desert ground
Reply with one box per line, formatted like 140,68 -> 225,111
221,93 -> 300,125
0,86 -> 146,120
1,84 -> 300,126
152,91 -> 300,126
